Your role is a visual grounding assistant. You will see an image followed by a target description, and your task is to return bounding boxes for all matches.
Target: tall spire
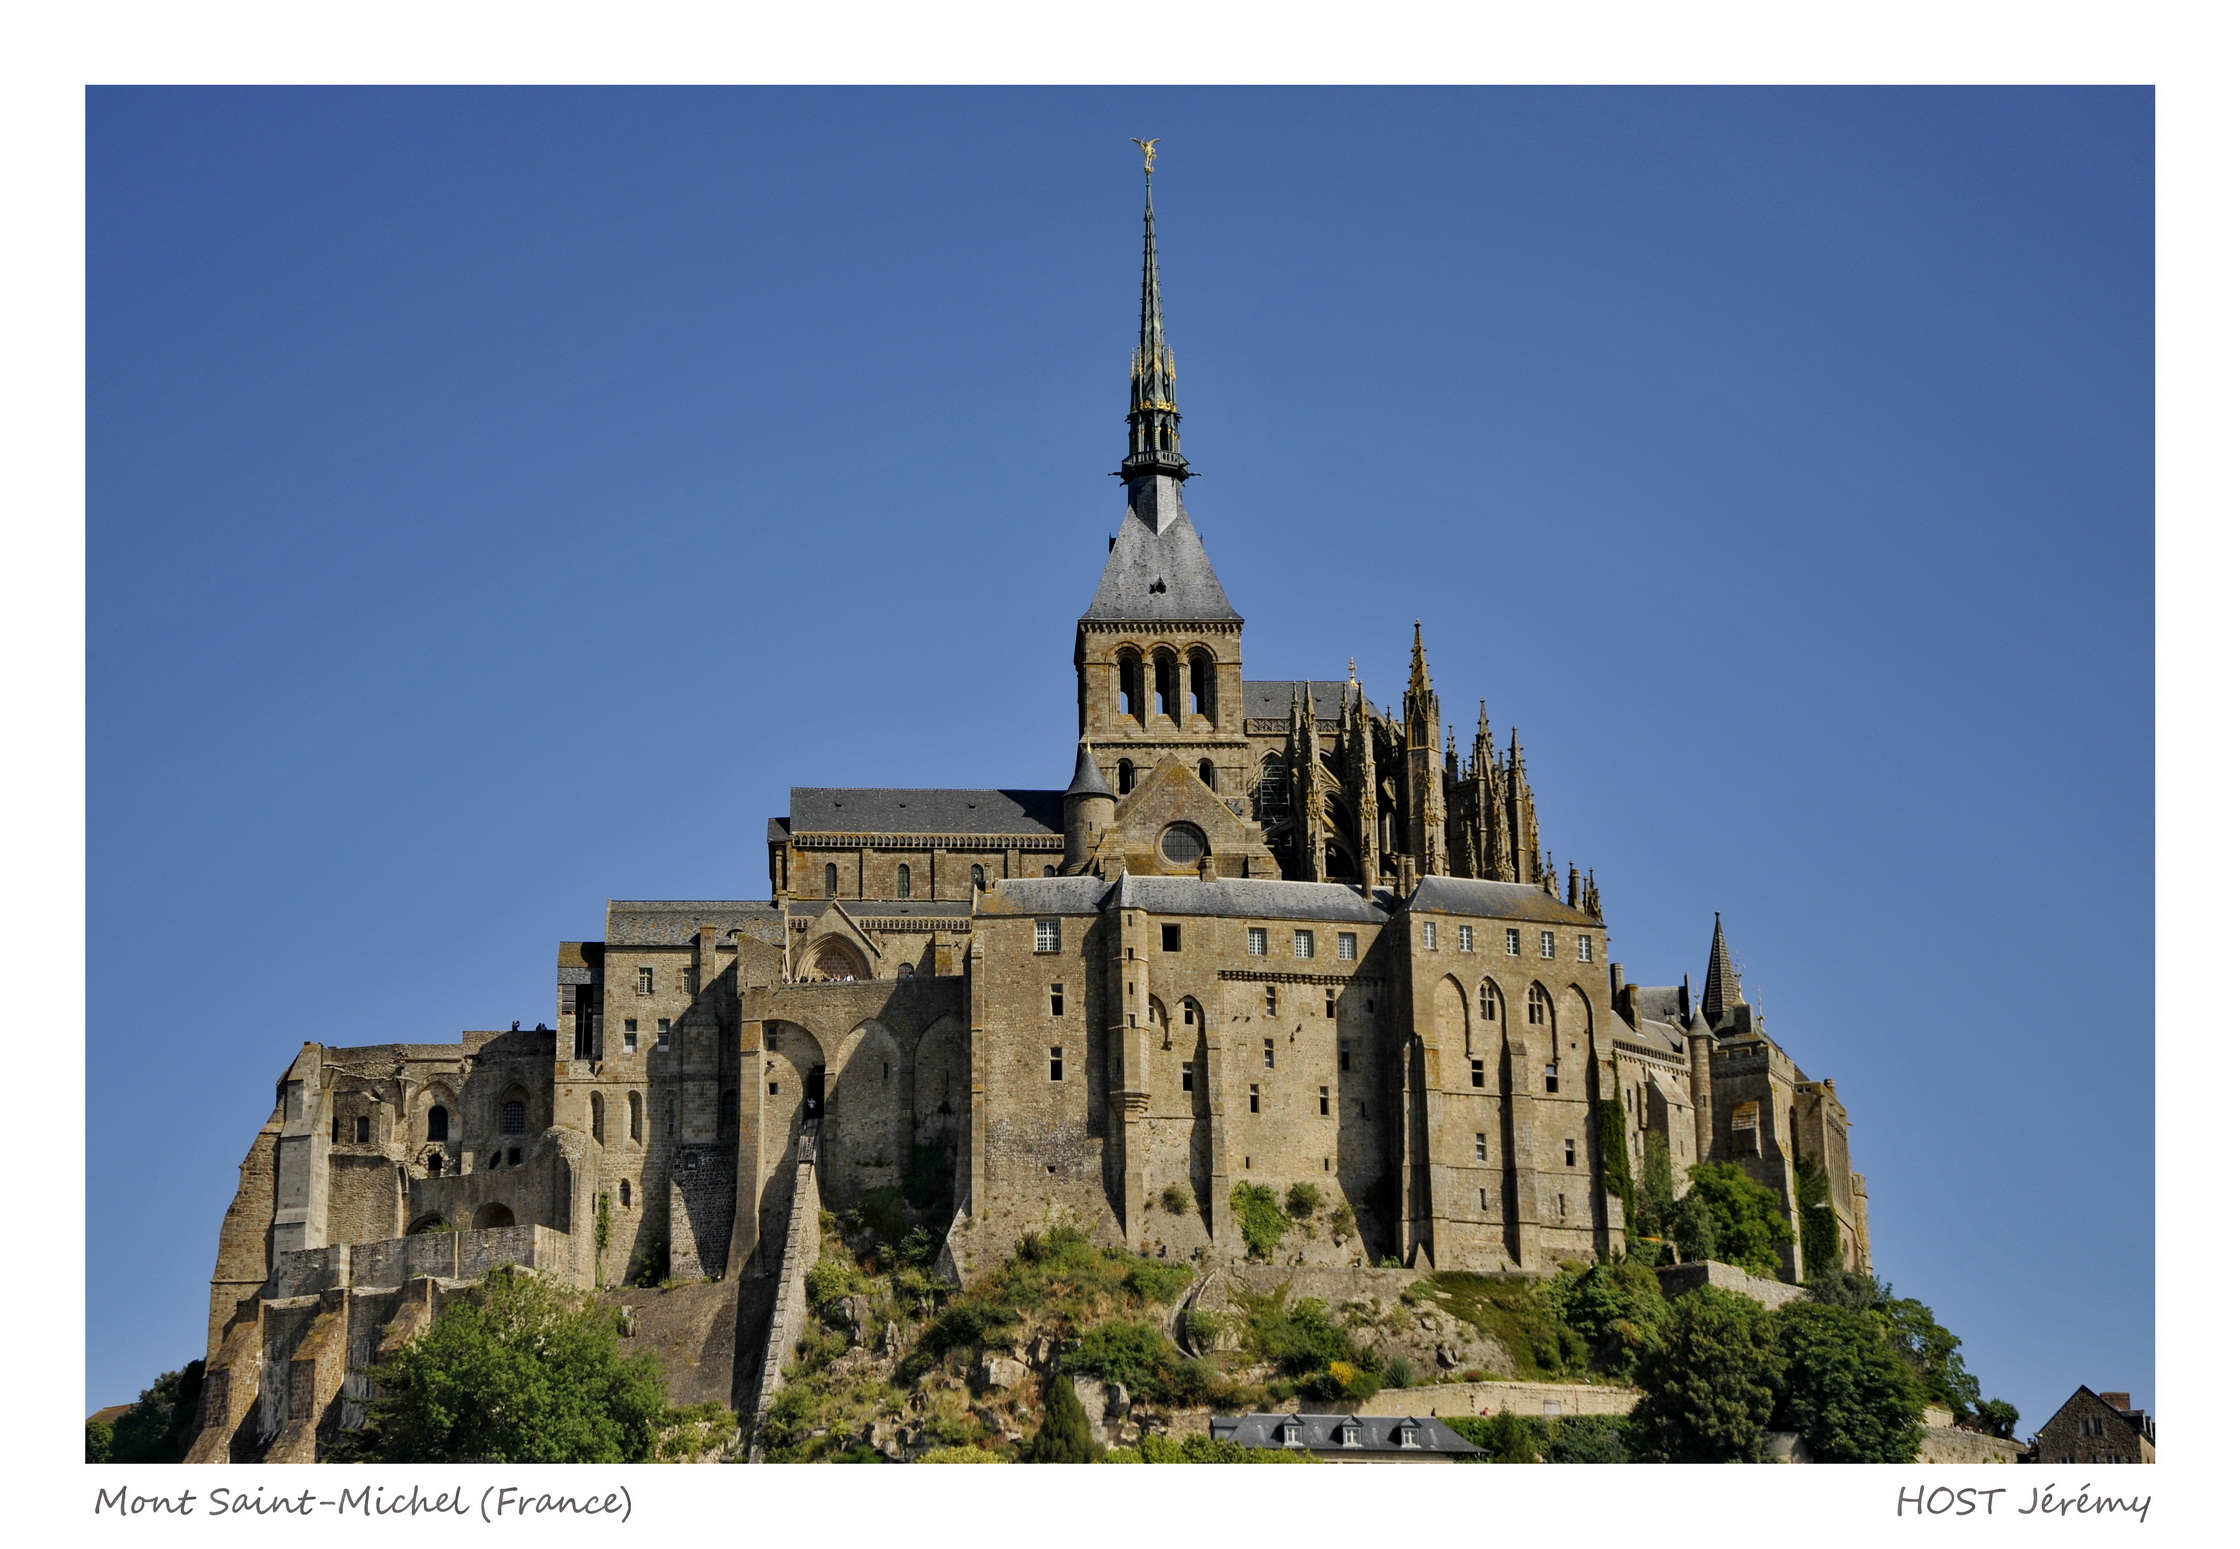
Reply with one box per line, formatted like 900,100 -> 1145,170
1703,912 -> 1743,1024
1122,138 -> 1188,484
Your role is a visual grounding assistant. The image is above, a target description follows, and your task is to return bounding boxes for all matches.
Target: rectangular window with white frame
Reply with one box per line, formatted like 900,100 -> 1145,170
1577,934 -> 1593,963
1035,919 -> 1061,953
1505,928 -> 1521,955
1294,929 -> 1314,959
1337,932 -> 1357,961
1247,927 -> 1268,956
1540,930 -> 1556,958
1422,921 -> 1437,950
1458,925 -> 1474,952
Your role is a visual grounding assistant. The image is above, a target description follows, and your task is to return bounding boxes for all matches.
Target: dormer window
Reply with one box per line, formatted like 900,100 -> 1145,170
1281,1419 -> 1302,1446
1339,1421 -> 1360,1447
1397,1421 -> 1421,1449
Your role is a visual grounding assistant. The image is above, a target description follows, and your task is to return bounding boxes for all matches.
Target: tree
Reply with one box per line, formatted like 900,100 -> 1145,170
1772,1302 -> 1925,1462
1553,1262 -> 1668,1382
347,1268 -> 668,1462
1671,1163 -> 1794,1278
1021,1374 -> 1103,1463
1627,1288 -> 1782,1463
1807,1269 -> 2014,1432
1447,1412 -> 1547,1463
100,1360 -> 206,1463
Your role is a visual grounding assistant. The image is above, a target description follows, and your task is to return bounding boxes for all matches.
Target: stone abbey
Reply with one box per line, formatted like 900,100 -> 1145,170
191,159 -> 1871,1460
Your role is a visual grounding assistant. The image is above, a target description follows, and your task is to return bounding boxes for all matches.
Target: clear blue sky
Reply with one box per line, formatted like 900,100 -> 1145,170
88,86 -> 2151,1425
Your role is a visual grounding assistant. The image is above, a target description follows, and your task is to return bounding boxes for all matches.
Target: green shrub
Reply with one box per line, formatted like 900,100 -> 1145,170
1545,1413 -> 1633,1463
1230,1182 -> 1289,1260
100,1360 -> 206,1464
654,1402 -> 739,1461
1123,1259 -> 1192,1305
897,1226 -> 1187,1382
1671,1163 -> 1793,1278
1060,1319 -> 1211,1406
1328,1202 -> 1357,1243
1551,1261 -> 1668,1382
1383,1356 -> 1414,1389
1285,1182 -> 1323,1219
1420,1273 -> 1586,1381
1627,1288 -> 1781,1463
1772,1301 -> 1924,1462
806,1255 -> 864,1315
1160,1184 -> 1191,1215
347,1269 -> 667,1462
1448,1412 -> 1547,1462
1181,1308 -> 1225,1350
921,1444 -> 1003,1462
1598,1099 -> 1634,1235
1021,1373 -> 1103,1462
1638,1130 -> 1674,1240
86,1418 -> 113,1463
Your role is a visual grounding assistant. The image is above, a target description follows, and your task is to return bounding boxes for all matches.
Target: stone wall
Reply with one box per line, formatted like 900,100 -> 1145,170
1353,1379 -> 1639,1419
1656,1259 -> 1807,1310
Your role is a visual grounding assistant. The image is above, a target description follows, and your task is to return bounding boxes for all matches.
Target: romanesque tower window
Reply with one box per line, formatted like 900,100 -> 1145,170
1154,651 -> 1177,719
1118,650 -> 1144,721
501,1100 -> 526,1134
1529,984 -> 1552,1026
1198,759 -> 1215,788
1505,928 -> 1521,955
1118,759 -> 1136,795
1189,651 -> 1215,720
896,864 -> 912,899
427,1105 -> 450,1141
1247,927 -> 1267,956
824,863 -> 839,897
1294,929 -> 1314,958
1337,932 -> 1356,960
1458,925 -> 1474,952
637,965 -> 655,994
971,864 -> 987,891
1539,930 -> 1556,959
1035,919 -> 1061,953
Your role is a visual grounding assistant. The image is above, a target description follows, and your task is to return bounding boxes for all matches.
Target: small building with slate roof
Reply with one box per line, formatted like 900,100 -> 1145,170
1210,1412 -> 1484,1462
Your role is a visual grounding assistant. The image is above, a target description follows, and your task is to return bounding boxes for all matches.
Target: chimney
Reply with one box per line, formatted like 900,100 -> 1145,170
2099,1392 -> 2131,1411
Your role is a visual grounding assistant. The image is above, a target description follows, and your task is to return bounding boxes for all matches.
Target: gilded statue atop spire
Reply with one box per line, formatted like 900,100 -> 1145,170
1131,137 -> 1159,174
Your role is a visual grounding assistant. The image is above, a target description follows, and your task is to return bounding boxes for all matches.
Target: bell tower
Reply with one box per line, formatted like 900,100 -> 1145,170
1075,140 -> 1252,809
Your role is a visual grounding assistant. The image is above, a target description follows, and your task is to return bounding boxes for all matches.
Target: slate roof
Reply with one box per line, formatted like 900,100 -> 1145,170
1210,1413 -> 1484,1455
1063,742 -> 1115,799
1407,875 -> 1600,926
1617,1018 -> 1687,1056
1113,875 -> 1394,923
788,788 -> 1064,837
982,876 -> 1111,914
1080,496 -> 1241,623
1242,680 -> 1358,722
605,902 -> 786,947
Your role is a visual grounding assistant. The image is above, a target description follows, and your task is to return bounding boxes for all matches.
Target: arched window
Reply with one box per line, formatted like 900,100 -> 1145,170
1043,865 -> 1057,876
1189,650 -> 1216,720
896,863 -> 912,899
824,862 -> 839,897
1198,759 -> 1216,789
1256,755 -> 1288,820
1153,651 -> 1177,719
1117,650 -> 1144,721
590,1092 -> 606,1145
473,1202 -> 515,1230
1117,758 -> 1135,795
1528,984 -> 1552,1027
628,1090 -> 643,1143
620,1179 -> 632,1207
1479,980 -> 1502,1025
971,863 -> 986,891
500,1098 -> 527,1135
426,1104 -> 450,1142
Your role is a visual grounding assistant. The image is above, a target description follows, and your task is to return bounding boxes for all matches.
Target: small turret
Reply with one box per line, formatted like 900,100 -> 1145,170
1062,740 -> 1115,873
